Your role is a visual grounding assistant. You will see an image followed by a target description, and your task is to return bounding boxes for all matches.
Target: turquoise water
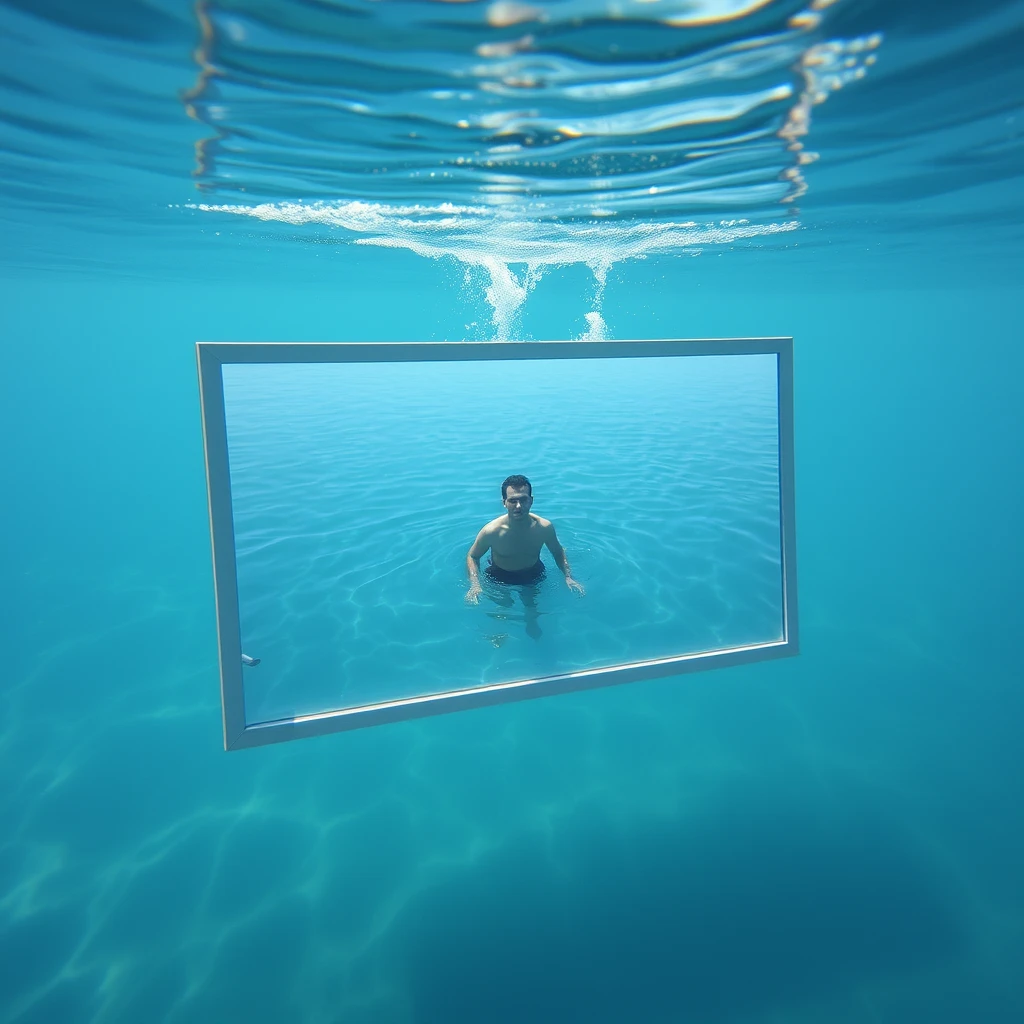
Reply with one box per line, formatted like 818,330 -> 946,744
224,354 -> 782,720
2,1 -> 1023,1023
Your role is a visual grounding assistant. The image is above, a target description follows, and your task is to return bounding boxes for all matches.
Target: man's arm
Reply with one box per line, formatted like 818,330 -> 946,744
545,525 -> 585,595
465,527 -> 491,603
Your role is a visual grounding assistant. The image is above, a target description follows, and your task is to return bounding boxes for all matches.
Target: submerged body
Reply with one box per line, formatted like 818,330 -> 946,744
485,557 -> 547,586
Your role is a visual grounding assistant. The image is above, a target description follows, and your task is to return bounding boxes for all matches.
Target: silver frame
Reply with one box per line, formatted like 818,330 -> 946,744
197,339 -> 798,751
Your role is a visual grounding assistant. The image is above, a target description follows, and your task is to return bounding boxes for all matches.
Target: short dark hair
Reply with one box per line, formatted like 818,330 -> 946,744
501,474 -> 532,501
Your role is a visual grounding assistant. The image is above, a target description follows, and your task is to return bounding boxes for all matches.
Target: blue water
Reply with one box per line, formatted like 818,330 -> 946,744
224,354 -> 782,719
2,1 -> 1023,1023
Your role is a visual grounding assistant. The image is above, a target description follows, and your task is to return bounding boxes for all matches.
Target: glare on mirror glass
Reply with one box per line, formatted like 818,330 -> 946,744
198,341 -> 797,749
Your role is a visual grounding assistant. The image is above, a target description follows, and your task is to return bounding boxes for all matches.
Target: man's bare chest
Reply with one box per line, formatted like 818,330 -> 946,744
491,526 -> 543,559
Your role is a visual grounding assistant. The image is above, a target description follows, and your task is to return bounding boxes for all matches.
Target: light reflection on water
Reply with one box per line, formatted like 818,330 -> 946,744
0,0 -> 1020,293
179,0 -> 883,324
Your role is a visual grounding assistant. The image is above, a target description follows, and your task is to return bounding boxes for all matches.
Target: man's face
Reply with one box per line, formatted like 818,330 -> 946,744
503,486 -> 533,520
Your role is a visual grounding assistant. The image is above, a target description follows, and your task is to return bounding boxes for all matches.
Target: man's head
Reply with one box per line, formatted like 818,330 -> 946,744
501,474 -> 533,520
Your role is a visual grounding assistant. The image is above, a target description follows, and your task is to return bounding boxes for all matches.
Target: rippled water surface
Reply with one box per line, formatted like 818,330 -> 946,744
224,355 -> 782,720
3,0 -> 1022,302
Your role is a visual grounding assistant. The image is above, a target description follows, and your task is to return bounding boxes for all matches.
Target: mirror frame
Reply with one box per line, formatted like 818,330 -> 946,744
197,338 -> 798,750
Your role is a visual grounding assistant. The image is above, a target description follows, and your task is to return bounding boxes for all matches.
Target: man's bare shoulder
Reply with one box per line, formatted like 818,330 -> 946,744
483,515 -> 507,533
530,513 -> 553,531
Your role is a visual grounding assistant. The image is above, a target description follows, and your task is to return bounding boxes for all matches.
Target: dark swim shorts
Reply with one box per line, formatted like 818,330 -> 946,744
485,559 -> 546,585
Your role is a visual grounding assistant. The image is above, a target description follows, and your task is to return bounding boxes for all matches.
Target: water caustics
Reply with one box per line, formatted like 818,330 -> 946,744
180,0 -> 883,334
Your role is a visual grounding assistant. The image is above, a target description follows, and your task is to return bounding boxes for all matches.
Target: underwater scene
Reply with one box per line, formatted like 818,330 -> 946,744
1,0 -> 1022,1022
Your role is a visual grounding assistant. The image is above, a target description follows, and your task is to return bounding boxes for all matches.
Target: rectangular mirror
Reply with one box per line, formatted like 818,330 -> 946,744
197,339 -> 797,750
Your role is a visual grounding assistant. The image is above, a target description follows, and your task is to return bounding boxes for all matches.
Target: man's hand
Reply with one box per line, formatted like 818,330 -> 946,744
566,577 -> 585,596
465,584 -> 483,605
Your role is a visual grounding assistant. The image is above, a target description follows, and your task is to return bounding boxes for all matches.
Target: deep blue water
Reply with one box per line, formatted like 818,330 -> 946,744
2,1 -> 1023,1023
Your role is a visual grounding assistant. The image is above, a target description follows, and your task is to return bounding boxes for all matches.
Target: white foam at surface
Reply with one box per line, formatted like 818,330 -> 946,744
578,311 -> 608,342
186,200 -> 799,339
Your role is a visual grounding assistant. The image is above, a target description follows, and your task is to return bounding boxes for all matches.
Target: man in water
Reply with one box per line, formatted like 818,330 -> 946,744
465,474 -> 585,605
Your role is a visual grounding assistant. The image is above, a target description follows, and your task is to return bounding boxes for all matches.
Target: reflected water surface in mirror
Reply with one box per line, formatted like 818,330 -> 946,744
222,354 -> 783,723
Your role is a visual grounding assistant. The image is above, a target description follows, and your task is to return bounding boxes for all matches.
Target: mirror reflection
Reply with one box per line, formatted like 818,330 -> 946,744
221,354 -> 783,724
